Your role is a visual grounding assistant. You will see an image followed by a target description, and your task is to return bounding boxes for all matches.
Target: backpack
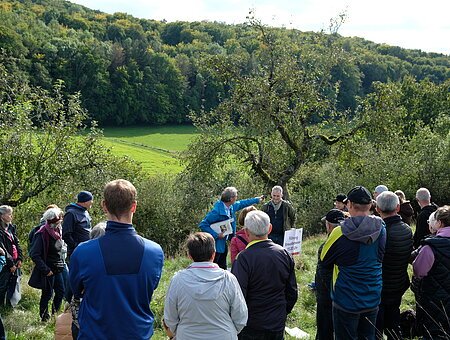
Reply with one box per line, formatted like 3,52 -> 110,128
28,224 -> 43,256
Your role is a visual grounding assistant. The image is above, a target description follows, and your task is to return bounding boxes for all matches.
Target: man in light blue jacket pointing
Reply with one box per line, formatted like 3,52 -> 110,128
199,187 -> 263,269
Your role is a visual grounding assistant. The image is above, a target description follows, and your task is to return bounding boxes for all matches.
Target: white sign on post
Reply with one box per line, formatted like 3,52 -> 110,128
283,228 -> 303,255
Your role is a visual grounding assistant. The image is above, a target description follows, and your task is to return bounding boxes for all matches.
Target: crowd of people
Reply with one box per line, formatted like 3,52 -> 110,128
315,185 -> 447,340
0,181 -> 447,340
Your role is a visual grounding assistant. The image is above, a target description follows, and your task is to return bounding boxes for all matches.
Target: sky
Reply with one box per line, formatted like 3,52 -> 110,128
71,0 -> 450,55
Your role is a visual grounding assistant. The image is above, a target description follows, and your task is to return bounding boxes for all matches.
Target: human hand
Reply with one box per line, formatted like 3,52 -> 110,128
47,271 -> 53,277
259,195 -> 266,202
9,265 -> 16,273
218,233 -> 225,239
16,260 -> 22,268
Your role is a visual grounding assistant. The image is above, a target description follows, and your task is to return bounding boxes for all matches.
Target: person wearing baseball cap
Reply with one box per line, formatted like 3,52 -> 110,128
334,194 -> 348,212
373,185 -> 389,199
315,209 -> 346,340
321,186 -> 386,339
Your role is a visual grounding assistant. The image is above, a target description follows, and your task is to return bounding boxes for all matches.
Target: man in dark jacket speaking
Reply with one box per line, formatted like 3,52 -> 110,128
232,210 -> 298,339
375,191 -> 413,340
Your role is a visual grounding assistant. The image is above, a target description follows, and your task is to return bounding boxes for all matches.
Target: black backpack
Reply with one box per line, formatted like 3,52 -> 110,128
27,223 -> 43,256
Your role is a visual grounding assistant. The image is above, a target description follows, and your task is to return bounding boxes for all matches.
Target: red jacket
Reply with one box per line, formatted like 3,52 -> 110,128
230,229 -> 249,263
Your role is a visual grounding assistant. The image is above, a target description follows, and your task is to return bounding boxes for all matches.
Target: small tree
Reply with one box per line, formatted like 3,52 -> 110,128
184,18 -> 362,199
0,61 -> 108,206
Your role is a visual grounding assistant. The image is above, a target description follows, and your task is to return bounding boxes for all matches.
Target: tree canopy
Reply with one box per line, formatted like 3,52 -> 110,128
0,58 -> 129,206
184,19 -> 368,197
0,0 -> 448,126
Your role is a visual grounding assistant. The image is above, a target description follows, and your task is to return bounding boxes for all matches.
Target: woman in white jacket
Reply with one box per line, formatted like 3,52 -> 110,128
164,232 -> 248,340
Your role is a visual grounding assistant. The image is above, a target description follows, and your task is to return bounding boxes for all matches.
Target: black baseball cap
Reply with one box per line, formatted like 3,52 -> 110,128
325,209 -> 345,224
345,186 -> 372,204
335,194 -> 347,203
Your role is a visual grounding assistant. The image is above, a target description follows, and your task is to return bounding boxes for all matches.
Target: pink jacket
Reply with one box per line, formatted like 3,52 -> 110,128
230,229 -> 249,263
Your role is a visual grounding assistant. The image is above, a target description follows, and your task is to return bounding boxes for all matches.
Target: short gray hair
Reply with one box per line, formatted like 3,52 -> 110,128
244,210 -> 270,236
271,186 -> 283,194
374,185 -> 389,194
376,191 -> 399,213
42,207 -> 64,226
90,221 -> 107,239
0,205 -> 13,216
416,188 -> 431,202
221,187 -> 238,203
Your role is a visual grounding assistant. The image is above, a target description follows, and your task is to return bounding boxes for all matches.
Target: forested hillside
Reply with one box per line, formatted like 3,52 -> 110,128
1,0 -> 449,126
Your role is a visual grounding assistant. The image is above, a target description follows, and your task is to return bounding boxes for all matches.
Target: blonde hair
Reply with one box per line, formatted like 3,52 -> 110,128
394,190 -> 406,203
238,206 -> 257,226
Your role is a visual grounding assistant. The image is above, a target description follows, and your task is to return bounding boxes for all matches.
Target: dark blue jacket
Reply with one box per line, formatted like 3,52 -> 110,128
62,203 -> 91,256
69,221 -> 164,340
321,215 -> 386,313
231,239 -> 298,332
199,197 -> 259,253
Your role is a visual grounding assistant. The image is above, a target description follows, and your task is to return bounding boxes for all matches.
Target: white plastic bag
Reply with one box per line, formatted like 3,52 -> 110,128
10,274 -> 21,307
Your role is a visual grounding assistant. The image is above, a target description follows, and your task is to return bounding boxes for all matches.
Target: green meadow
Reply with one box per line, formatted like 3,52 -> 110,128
101,125 -> 198,175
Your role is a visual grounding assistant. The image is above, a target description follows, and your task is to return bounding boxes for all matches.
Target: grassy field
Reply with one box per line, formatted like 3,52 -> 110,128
4,233 -> 417,339
101,125 -> 198,175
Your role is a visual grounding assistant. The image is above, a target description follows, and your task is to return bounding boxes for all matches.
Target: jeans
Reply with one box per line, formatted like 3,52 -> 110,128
333,306 -> 378,340
214,244 -> 228,270
376,298 -> 402,340
62,263 -> 72,302
238,326 -> 284,340
40,272 -> 65,320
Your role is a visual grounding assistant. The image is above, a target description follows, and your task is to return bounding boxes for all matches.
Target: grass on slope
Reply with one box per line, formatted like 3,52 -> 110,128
101,125 -> 198,175
102,125 -> 197,151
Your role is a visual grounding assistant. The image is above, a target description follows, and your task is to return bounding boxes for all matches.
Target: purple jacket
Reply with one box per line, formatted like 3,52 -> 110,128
413,226 -> 450,277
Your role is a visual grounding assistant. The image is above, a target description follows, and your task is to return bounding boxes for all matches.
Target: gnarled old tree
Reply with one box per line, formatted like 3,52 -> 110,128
184,17 -> 364,199
0,59 -> 106,206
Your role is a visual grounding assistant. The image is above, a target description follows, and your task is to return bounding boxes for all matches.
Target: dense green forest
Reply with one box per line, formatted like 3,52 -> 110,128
1,0 -> 449,126
0,0 -> 449,253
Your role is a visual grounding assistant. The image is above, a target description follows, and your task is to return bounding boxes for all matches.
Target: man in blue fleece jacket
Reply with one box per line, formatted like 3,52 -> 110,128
69,179 -> 164,340
321,186 -> 386,340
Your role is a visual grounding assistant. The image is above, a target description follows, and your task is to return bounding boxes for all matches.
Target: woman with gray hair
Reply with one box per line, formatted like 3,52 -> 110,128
0,205 -> 23,307
29,207 -> 67,321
